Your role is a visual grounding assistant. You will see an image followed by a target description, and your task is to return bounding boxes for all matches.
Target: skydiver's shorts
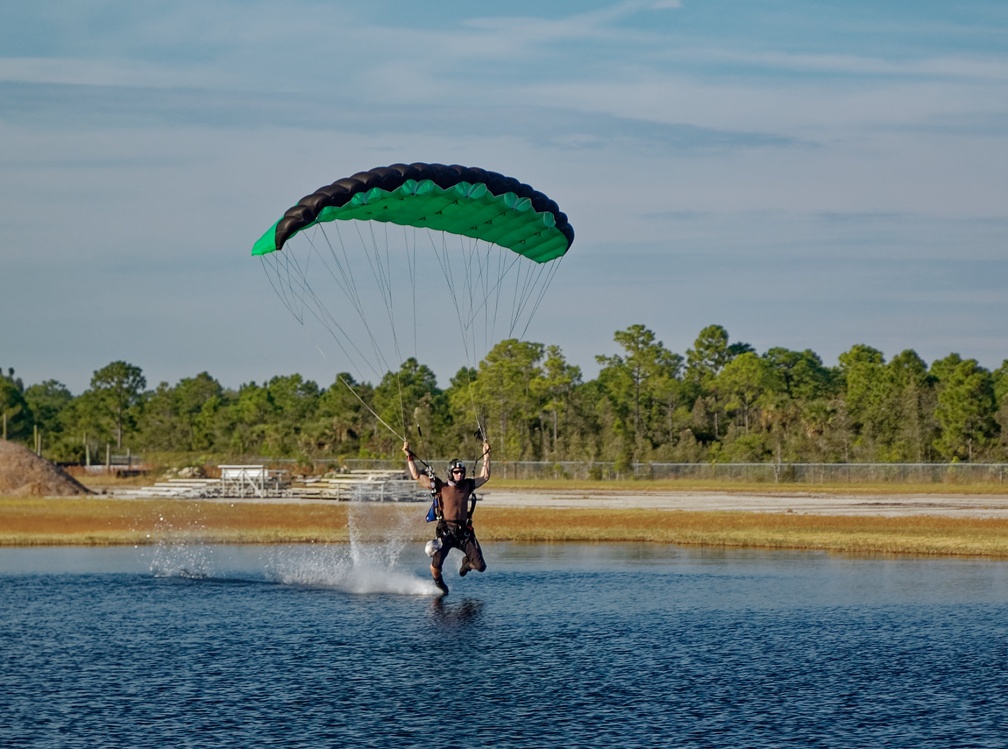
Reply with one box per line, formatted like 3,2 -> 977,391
431,522 -> 486,574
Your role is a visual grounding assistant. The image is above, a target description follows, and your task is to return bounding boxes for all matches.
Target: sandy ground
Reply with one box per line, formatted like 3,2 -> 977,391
477,488 -> 1008,518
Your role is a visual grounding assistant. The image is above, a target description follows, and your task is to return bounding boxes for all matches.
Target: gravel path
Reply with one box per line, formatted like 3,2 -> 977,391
479,489 -> 1008,518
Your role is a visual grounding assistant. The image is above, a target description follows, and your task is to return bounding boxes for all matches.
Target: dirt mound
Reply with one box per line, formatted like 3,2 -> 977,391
0,440 -> 93,496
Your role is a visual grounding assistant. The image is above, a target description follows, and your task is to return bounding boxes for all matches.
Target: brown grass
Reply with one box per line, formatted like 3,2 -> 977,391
0,498 -> 358,546
3,497 -> 1008,558
477,507 -> 1008,557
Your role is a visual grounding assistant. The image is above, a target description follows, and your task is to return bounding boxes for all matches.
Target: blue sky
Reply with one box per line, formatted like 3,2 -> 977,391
2,1 -> 1006,393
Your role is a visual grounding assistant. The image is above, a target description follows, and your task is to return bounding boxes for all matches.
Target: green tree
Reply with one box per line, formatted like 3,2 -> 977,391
136,382 -> 178,451
886,350 -> 936,462
86,361 -> 147,449
24,380 -> 73,438
262,374 -> 320,456
994,360 -> 1008,458
836,344 -> 888,458
307,374 -> 372,457
373,358 -> 447,457
685,324 -> 733,388
933,357 -> 996,461
471,339 -> 545,460
0,374 -> 33,441
715,352 -> 780,434
763,348 -> 832,402
136,372 -> 224,452
597,325 -> 682,449
759,348 -> 836,461
685,325 -> 752,442
534,345 -> 582,458
596,325 -> 684,464
221,381 -> 274,455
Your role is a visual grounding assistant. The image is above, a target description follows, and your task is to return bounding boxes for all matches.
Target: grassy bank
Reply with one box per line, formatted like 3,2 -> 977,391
3,497 -> 1008,558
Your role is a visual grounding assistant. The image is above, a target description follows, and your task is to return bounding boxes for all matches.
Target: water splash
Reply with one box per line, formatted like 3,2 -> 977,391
267,503 -> 436,595
147,508 -> 219,579
266,543 -> 434,595
146,501 -> 439,596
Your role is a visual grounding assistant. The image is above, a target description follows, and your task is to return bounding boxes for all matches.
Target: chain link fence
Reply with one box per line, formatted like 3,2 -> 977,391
324,459 -> 1008,485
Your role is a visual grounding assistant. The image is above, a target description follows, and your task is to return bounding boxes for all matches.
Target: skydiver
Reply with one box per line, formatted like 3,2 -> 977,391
403,439 -> 491,595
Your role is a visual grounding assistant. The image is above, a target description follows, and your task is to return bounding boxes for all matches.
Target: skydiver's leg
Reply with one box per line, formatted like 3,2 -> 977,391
431,539 -> 452,594
459,534 -> 486,576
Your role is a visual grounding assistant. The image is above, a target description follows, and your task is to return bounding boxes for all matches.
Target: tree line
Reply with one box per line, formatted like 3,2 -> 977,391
3,323 -> 1007,467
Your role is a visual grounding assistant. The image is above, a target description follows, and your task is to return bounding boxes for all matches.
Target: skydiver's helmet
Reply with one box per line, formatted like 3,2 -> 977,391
448,459 -> 466,480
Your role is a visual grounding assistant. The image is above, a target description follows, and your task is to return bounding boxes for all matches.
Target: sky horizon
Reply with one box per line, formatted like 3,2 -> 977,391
3,1 -> 1006,394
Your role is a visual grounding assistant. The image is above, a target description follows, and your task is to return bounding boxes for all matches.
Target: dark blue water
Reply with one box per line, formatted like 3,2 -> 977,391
2,542 -> 1007,748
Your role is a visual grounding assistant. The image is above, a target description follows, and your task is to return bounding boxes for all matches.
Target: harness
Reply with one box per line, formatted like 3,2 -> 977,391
430,476 -> 478,545
437,518 -> 474,545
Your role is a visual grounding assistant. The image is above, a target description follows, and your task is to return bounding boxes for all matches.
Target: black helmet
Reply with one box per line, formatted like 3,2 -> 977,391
448,459 -> 466,477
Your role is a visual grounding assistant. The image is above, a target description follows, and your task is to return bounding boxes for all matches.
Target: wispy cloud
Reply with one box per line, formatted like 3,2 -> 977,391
2,0 -> 1007,391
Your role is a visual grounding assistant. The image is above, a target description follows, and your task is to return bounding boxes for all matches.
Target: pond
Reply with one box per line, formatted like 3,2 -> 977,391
2,541 -> 1007,748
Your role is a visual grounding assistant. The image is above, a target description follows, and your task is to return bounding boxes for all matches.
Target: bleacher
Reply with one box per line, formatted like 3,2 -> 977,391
132,466 -> 426,501
289,470 -> 427,502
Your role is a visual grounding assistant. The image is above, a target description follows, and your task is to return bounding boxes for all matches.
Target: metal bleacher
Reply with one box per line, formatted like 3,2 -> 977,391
133,466 -> 426,502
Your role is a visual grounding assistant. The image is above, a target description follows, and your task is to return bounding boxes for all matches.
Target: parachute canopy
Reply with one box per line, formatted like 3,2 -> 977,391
251,163 -> 574,263
253,162 -> 573,444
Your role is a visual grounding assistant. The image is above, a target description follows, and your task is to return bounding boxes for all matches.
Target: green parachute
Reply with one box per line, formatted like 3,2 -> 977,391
252,163 -> 574,263
252,162 -> 574,443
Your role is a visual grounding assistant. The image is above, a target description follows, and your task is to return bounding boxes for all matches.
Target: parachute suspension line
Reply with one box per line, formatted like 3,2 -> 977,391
357,219 -> 405,435
457,232 -> 480,372
510,259 -> 550,336
376,221 -> 408,437
260,254 -> 304,324
264,241 -> 383,384
305,227 -> 376,363
514,256 -> 548,334
312,225 -> 366,323
405,224 -> 418,363
404,224 -> 422,439
424,229 -> 487,441
331,221 -> 395,379
518,254 -> 566,340
259,255 -> 414,445
488,242 -> 506,347
332,372 -> 406,444
453,250 -> 526,340
471,237 -> 494,357
426,229 -> 473,365
339,220 -> 400,380
260,236 -> 408,445
332,218 -> 408,439
307,226 -> 395,383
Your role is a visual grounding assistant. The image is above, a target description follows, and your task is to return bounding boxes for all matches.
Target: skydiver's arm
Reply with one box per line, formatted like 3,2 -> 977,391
473,441 -> 491,488
403,441 -> 430,487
